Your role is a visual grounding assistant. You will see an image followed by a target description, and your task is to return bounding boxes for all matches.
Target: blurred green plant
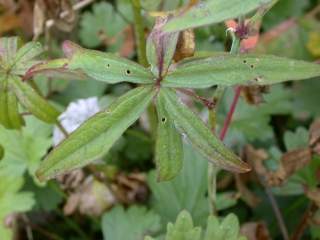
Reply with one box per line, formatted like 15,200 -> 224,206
145,210 -> 246,240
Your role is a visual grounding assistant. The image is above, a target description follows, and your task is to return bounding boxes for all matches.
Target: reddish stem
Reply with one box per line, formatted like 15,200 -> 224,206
219,86 -> 242,140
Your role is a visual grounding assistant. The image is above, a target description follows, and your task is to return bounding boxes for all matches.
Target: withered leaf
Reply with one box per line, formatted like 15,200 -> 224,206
309,118 -> 320,155
242,85 -> 269,105
173,29 -> 195,62
280,148 -> 312,179
240,222 -> 271,240
306,188 -> 320,208
111,172 -> 149,205
64,177 -> 115,216
244,145 -> 312,187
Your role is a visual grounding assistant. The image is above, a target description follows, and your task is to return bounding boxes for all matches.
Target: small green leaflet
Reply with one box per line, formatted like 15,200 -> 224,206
36,86 -> 156,181
160,88 -> 250,173
10,41 -> 43,76
204,214 -> 245,240
102,205 -> 161,240
163,0 -> 272,32
28,41 -> 154,84
164,210 -> 202,240
0,37 -> 18,68
10,76 -> 60,124
155,92 -> 183,181
163,54 -> 320,88
0,75 -> 24,129
146,17 -> 179,77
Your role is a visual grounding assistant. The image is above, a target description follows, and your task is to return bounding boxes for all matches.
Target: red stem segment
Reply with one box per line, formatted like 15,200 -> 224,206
219,86 -> 242,140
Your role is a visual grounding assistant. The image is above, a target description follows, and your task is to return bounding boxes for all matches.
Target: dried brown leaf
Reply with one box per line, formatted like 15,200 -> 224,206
119,26 -> 135,58
281,148 -> 312,179
33,0 -> 76,38
244,145 -> 268,176
63,193 -> 80,216
0,14 -> 21,35
57,169 -> 85,191
64,177 -> 115,216
111,172 -> 149,205
309,118 -> 320,155
173,29 -> 195,62
240,222 -> 271,240
33,0 -> 46,39
244,145 -> 312,187
242,85 -> 269,105
306,188 -> 320,208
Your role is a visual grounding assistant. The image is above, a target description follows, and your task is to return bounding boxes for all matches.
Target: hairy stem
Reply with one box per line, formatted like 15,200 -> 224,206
219,85 -> 242,140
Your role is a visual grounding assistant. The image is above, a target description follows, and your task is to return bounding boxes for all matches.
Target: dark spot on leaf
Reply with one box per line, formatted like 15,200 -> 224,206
126,69 -> 131,75
106,64 -> 110,68
250,65 -> 254,68
254,76 -> 263,82
243,60 -> 247,64
161,117 -> 166,123
0,144 -> 4,160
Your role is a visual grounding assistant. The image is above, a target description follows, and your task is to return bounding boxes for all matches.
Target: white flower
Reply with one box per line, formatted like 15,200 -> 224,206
53,97 -> 100,146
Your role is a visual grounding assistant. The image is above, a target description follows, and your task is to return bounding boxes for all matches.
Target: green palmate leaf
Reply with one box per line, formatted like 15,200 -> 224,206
155,92 -> 183,181
36,86 -> 156,181
145,211 -> 245,240
102,205 -> 161,240
0,175 -> 35,240
0,75 -> 24,129
0,116 -> 52,182
10,76 -> 60,123
28,41 -> 154,84
163,0 -> 271,32
204,214 -> 245,240
148,144 -> 209,227
79,2 -> 127,49
163,54 -> 320,88
164,211 -> 201,240
160,88 -> 250,173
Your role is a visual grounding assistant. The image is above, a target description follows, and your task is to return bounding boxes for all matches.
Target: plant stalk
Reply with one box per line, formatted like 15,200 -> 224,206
207,29 -> 241,215
131,0 -> 148,67
131,0 -> 158,139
